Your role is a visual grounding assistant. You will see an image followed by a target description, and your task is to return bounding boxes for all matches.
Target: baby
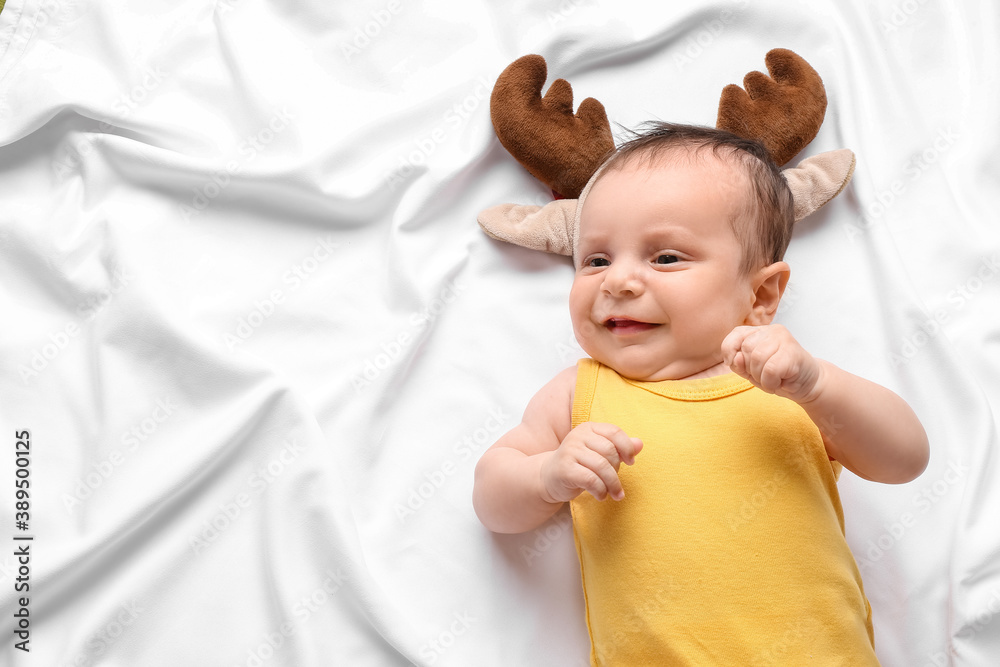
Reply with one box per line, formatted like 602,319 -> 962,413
472,123 -> 929,665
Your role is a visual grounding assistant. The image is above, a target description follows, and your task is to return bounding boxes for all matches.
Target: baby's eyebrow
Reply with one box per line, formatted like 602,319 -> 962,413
577,221 -> 704,252
577,231 -> 606,244
643,221 -> 699,242
576,228 -> 612,246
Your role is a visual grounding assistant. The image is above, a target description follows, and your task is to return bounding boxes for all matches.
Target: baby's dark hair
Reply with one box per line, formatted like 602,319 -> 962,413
597,121 -> 795,276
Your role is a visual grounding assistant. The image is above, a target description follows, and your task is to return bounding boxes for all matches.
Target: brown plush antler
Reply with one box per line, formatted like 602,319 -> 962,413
716,48 -> 827,166
490,55 -> 615,199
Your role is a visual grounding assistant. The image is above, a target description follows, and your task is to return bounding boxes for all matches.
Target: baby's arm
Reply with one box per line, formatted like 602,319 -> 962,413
723,324 -> 929,484
472,366 -> 643,534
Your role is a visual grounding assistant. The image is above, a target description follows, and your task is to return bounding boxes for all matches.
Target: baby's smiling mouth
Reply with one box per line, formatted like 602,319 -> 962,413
604,317 -> 662,335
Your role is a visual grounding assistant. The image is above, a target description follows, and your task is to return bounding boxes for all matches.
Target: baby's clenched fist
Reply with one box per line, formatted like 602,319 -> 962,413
722,324 -> 824,404
539,422 -> 642,504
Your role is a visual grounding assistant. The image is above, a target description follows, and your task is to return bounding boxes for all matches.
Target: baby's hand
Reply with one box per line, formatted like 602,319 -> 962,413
539,423 -> 642,503
722,324 -> 824,404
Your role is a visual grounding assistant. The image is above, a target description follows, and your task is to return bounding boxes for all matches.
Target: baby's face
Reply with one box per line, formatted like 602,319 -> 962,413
569,152 -> 758,381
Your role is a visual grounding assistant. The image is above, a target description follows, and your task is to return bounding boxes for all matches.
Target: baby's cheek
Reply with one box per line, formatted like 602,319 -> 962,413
573,318 -> 601,344
568,286 -> 594,326
684,311 -> 734,354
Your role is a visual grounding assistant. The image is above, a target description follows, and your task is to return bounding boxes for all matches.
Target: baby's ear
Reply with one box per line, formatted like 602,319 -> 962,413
783,149 -> 856,221
477,199 -> 578,256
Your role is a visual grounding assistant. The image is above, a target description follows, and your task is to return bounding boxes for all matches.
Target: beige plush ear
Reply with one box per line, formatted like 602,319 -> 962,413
783,149 -> 856,221
477,199 -> 578,256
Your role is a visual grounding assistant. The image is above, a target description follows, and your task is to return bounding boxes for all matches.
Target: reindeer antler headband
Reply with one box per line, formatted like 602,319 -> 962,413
478,49 -> 855,261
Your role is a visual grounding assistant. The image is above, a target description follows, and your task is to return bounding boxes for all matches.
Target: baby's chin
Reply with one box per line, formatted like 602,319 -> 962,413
589,351 -> 715,382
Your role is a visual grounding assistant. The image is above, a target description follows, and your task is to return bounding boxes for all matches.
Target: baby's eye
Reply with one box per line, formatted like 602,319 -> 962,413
588,257 -> 610,268
655,254 -> 679,265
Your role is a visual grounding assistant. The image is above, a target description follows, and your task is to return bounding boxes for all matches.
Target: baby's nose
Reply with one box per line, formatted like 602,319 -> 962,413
601,262 -> 644,296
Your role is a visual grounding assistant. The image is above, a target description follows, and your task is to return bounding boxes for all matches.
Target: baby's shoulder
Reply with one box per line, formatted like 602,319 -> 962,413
537,363 -> 578,411
522,363 -> 579,440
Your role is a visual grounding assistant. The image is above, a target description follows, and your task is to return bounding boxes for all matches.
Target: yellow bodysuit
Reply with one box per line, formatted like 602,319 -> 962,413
569,358 -> 879,666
